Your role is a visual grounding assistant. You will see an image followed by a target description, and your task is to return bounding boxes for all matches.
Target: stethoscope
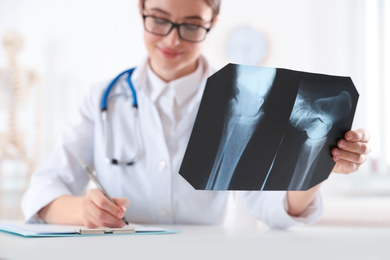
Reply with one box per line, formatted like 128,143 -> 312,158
100,68 -> 140,166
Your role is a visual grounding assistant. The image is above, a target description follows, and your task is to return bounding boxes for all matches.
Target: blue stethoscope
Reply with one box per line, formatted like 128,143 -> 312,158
100,68 -> 140,166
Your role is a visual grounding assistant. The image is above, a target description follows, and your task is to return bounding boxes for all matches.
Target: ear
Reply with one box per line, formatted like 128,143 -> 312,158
138,0 -> 143,16
211,15 -> 219,27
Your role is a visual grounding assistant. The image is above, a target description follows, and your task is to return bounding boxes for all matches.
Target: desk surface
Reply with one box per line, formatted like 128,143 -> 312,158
1,224 -> 389,260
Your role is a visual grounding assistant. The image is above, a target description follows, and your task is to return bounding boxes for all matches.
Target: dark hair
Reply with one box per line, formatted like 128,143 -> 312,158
141,0 -> 221,17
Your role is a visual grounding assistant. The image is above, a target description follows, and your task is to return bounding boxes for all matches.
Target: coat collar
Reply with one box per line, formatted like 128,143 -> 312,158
132,55 -> 213,106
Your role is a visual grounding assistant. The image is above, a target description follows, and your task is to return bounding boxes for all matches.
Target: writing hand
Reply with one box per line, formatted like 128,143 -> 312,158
81,189 -> 130,228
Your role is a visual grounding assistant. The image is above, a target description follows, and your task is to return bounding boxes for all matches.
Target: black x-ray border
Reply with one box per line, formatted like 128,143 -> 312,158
179,63 -> 359,191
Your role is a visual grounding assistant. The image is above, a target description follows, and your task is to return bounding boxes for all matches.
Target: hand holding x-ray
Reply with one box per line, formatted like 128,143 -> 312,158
332,128 -> 371,174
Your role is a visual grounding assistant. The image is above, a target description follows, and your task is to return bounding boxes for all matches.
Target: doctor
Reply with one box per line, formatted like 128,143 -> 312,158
22,0 -> 371,229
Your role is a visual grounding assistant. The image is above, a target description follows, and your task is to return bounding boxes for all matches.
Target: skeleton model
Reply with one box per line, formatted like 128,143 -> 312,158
0,31 -> 41,184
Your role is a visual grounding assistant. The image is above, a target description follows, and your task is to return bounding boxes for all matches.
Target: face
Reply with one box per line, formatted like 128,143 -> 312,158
140,0 -> 214,82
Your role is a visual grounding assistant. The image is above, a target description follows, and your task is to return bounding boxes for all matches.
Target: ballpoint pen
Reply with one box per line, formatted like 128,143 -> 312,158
77,157 -> 129,225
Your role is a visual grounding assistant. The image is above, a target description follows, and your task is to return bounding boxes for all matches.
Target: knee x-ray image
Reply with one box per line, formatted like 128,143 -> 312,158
179,64 -> 358,191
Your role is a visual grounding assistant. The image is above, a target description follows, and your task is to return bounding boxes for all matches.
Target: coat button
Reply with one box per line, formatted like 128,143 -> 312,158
158,161 -> 167,171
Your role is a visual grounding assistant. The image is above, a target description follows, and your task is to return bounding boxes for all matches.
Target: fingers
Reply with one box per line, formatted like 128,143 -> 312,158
332,147 -> 365,174
335,139 -> 371,157
332,129 -> 371,174
113,197 -> 130,213
334,129 -> 371,161
81,189 -> 129,228
332,141 -> 369,168
333,147 -> 366,164
82,199 -> 124,228
345,128 -> 370,143
89,190 -> 125,219
332,157 -> 360,174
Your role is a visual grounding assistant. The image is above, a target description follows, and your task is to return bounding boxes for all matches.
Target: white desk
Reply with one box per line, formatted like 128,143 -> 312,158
1,224 -> 389,260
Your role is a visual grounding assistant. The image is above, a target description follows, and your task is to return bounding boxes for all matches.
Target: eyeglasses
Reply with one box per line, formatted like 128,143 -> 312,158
142,15 -> 212,43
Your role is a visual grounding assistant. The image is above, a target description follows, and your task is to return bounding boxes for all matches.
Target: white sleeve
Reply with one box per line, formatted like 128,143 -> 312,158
21,84 -> 102,223
240,190 -> 323,229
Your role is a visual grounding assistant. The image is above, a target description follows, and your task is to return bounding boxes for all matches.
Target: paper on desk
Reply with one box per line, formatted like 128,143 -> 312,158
179,63 -> 358,191
0,222 -> 179,237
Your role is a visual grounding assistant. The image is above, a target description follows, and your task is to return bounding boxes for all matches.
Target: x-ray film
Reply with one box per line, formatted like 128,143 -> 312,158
179,64 -> 359,191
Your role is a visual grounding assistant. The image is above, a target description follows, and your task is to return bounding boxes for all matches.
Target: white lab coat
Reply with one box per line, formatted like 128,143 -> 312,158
21,56 -> 323,229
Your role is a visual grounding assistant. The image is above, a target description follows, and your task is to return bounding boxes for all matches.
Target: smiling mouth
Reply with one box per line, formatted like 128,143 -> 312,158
158,47 -> 182,59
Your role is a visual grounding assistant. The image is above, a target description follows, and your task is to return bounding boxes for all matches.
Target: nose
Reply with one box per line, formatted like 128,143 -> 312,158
164,27 -> 181,46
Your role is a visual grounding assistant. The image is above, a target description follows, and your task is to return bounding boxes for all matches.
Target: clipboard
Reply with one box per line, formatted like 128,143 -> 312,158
78,227 -> 135,235
0,222 -> 179,237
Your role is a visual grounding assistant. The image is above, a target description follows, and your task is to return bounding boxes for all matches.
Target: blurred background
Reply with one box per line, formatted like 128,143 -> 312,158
0,0 -> 389,225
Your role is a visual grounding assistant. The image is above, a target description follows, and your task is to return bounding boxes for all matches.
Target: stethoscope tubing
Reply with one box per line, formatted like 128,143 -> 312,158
100,68 -> 140,166
101,68 -> 137,111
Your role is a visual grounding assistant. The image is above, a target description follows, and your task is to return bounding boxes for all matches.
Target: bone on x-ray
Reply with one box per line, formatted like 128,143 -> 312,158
179,63 -> 359,191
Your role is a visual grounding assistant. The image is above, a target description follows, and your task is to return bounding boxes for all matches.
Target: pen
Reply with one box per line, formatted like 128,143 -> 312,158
77,157 -> 129,225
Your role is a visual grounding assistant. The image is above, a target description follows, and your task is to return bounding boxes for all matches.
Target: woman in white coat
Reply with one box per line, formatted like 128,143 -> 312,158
21,0 -> 371,229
